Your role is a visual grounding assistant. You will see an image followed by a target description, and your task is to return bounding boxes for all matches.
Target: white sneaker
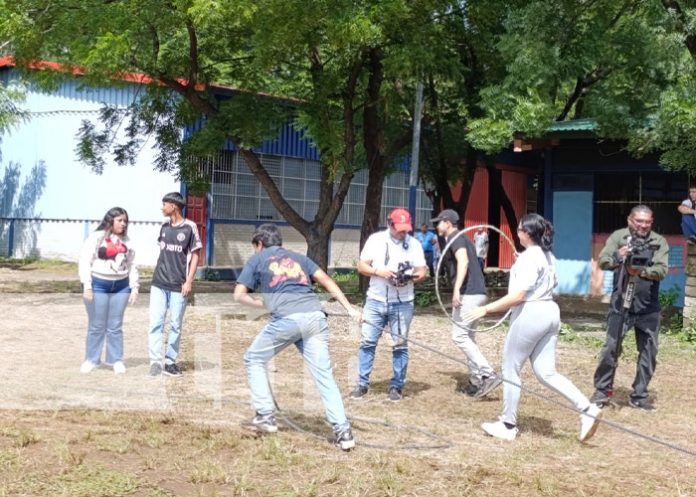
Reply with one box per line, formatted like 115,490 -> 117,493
579,403 -> 602,442
80,360 -> 96,374
113,361 -> 126,374
481,419 -> 518,441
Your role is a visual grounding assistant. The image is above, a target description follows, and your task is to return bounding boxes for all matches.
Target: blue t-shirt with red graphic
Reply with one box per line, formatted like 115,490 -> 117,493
236,246 -> 322,318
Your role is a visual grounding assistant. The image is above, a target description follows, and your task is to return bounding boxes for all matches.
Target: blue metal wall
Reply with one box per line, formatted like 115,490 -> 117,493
185,118 -> 321,161
554,191 -> 593,294
2,68 -> 146,106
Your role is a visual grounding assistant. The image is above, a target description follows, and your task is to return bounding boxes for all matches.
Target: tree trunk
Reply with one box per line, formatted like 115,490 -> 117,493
358,47 -> 388,292
305,226 -> 330,270
485,157 -> 521,266
238,148 -> 353,270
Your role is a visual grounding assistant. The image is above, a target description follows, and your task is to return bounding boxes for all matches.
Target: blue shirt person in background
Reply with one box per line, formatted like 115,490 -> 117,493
415,223 -> 439,278
233,223 -> 361,451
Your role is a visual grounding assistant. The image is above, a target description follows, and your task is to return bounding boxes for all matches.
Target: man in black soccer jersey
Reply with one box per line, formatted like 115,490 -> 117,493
147,192 -> 202,377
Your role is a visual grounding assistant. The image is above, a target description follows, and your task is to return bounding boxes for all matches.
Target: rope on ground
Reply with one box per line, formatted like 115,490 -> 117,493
401,333 -> 696,457
75,386 -> 453,451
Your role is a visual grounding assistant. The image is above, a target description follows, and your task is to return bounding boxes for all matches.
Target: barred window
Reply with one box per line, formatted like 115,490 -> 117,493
206,150 -> 431,226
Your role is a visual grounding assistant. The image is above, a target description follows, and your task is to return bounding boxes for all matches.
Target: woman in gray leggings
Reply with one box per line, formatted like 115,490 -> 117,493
463,213 -> 602,442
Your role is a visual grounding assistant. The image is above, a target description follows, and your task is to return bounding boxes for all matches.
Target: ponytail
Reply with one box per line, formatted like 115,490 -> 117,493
518,213 -> 554,252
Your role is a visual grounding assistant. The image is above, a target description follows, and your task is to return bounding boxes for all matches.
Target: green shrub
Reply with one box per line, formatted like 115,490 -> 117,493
414,290 -> 436,307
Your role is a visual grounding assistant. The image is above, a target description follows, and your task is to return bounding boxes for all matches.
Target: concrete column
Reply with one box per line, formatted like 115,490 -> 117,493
683,243 -> 696,328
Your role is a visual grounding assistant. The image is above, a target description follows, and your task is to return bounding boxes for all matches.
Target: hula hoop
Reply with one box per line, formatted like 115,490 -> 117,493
434,224 -> 517,332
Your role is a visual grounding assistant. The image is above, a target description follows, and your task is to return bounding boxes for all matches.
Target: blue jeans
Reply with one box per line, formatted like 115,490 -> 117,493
148,286 -> 188,365
357,298 -> 414,390
84,277 -> 130,365
243,311 -> 350,433
682,214 -> 696,238
424,251 -> 435,278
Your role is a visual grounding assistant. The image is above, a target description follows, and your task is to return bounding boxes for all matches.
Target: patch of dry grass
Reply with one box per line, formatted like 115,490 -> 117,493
2,309 -> 696,496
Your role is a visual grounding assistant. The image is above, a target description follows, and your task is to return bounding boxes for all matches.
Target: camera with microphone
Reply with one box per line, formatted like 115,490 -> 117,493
624,237 -> 657,272
391,261 -> 414,287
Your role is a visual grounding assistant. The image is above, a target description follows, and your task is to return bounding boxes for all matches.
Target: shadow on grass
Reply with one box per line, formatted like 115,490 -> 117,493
369,379 -> 432,397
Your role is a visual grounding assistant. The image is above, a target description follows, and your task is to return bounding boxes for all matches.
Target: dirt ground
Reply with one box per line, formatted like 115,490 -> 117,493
2,266 -> 696,496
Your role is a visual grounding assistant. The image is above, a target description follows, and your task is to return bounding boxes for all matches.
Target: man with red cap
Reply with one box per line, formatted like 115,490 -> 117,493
350,208 -> 427,402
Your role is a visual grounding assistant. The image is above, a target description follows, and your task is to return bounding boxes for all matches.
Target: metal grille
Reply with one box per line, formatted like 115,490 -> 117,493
206,150 -> 431,226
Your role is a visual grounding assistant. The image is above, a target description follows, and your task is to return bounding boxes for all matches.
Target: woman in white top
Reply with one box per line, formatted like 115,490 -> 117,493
78,207 -> 139,374
463,213 -> 601,442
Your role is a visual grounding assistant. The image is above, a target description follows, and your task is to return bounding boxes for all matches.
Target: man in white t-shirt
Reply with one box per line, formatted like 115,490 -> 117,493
473,227 -> 489,271
350,208 -> 427,402
677,185 -> 696,243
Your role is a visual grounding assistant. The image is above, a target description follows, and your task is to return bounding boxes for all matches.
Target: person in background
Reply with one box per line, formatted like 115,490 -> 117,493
474,226 -> 489,271
234,223 -> 361,450
677,185 -> 696,244
350,208 -> 427,402
79,207 -> 139,374
432,209 -> 501,398
463,213 -> 602,442
415,223 -> 439,278
590,205 -> 668,411
147,192 -> 202,377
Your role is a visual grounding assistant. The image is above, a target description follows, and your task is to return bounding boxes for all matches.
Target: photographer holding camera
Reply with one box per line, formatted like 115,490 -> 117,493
590,205 -> 669,411
350,208 -> 427,402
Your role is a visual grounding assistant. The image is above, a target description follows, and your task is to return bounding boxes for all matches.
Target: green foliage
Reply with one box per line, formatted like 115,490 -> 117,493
664,312 -> 696,344
0,82 -> 26,132
659,284 -> 682,308
328,270 -> 360,296
202,267 -> 221,282
331,270 -> 359,285
558,322 -> 605,349
414,290 -> 436,308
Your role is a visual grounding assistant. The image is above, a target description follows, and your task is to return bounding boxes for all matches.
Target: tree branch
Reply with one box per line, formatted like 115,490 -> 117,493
556,68 -> 610,120
185,18 -> 199,88
661,0 -> 696,59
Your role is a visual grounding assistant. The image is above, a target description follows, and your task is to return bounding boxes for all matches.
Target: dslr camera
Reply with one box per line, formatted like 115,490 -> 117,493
392,261 -> 414,286
625,237 -> 656,271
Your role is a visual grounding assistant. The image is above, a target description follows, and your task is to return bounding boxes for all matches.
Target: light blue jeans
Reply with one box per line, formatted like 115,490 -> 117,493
244,310 -> 350,433
357,298 -> 414,390
148,286 -> 188,365
84,277 -> 130,365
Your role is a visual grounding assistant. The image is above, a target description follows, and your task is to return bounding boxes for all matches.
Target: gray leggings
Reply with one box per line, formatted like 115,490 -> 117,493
501,300 -> 590,426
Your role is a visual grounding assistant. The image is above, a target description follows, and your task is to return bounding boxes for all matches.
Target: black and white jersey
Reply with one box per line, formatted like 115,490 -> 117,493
151,219 -> 202,292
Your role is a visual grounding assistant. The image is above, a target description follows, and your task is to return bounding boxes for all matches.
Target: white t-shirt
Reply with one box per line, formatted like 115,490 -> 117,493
360,229 -> 426,303
474,231 -> 489,258
681,198 -> 696,218
509,245 -> 557,302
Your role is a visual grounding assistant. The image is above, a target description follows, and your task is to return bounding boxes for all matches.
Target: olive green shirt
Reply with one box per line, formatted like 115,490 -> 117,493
598,227 -> 669,314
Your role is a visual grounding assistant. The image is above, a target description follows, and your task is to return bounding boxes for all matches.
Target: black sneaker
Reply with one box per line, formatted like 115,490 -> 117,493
349,385 -> 368,400
387,386 -> 402,402
589,390 -> 611,407
474,375 -> 502,399
163,362 -> 183,377
251,413 -> 278,433
689,236 -> 696,245
458,382 -> 479,397
628,398 -> 656,412
149,363 -> 163,376
334,428 -> 355,451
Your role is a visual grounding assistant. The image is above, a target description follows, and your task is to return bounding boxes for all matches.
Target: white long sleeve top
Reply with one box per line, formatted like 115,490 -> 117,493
78,230 -> 139,290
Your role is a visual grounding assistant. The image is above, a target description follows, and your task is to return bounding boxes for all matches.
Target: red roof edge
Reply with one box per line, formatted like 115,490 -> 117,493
0,56 -> 301,104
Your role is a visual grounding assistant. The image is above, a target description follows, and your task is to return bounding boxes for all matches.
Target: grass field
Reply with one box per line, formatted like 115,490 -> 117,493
2,292 -> 696,497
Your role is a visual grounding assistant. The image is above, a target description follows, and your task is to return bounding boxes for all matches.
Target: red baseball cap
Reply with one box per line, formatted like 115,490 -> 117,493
389,208 -> 413,232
